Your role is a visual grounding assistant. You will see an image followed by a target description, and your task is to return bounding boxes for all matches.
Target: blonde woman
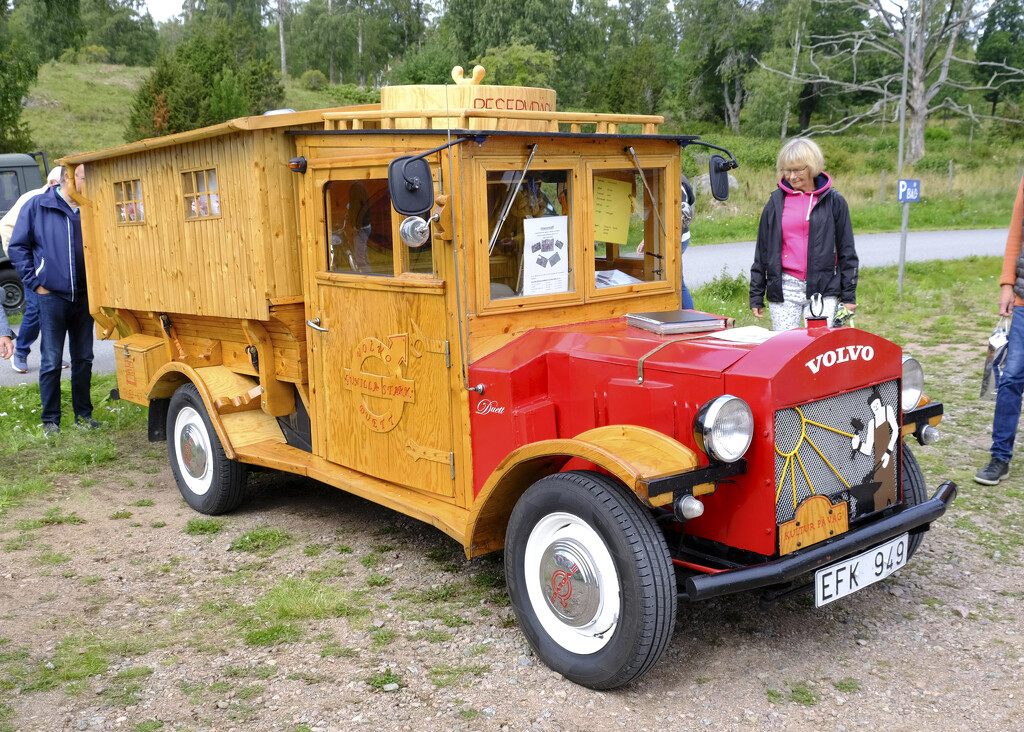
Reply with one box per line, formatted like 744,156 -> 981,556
749,138 -> 858,330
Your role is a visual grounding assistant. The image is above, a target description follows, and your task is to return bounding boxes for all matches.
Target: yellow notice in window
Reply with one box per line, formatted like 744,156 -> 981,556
593,177 -> 632,245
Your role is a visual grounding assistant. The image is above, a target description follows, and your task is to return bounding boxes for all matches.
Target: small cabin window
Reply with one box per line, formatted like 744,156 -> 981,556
182,168 -> 220,220
114,179 -> 145,224
592,168 -> 665,288
324,178 -> 395,276
486,169 -> 572,300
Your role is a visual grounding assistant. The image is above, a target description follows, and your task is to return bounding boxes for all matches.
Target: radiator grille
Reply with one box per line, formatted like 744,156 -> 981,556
774,381 -> 901,525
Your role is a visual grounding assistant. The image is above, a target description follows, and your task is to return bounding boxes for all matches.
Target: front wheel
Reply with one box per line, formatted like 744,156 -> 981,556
167,383 -> 247,514
901,443 -> 928,559
505,471 -> 676,689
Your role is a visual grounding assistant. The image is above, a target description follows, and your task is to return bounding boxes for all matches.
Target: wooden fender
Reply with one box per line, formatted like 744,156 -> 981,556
466,424 -> 699,557
146,363 -> 285,461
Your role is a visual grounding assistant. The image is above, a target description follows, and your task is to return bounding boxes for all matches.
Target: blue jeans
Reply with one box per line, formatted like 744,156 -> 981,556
681,231 -> 694,310
14,288 -> 40,359
992,305 -> 1024,462
37,292 -> 94,425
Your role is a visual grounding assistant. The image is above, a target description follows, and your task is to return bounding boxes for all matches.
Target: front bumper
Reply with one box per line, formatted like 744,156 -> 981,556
683,480 -> 957,602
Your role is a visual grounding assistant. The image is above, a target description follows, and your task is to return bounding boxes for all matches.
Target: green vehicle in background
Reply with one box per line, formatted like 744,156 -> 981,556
0,151 -> 49,313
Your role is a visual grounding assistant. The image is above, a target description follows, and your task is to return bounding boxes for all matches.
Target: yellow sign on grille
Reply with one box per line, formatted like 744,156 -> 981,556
779,495 -> 850,555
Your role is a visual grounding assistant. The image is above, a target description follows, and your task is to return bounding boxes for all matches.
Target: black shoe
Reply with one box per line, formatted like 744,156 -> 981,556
75,417 -> 102,429
43,422 -> 61,437
974,458 -> 1010,485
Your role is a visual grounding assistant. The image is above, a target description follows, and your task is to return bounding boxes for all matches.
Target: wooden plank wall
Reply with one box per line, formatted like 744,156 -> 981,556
84,129 -> 306,322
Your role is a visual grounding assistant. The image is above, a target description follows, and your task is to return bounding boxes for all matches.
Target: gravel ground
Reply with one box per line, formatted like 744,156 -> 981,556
0,431 -> 1021,732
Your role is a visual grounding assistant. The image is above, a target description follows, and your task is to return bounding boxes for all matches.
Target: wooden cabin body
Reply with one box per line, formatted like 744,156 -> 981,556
64,87 -> 692,556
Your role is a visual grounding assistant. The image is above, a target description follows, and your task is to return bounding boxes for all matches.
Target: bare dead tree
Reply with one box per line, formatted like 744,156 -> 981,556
781,24 -> 802,141
756,0 -> 1024,165
720,49 -> 746,135
278,0 -> 289,80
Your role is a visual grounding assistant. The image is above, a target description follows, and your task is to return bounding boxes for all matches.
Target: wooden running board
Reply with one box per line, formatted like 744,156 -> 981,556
232,439 -> 469,546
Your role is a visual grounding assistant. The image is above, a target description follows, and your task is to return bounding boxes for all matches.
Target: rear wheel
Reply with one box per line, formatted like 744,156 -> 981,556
167,383 -> 247,514
0,268 -> 25,313
505,471 -> 676,689
901,443 -> 928,558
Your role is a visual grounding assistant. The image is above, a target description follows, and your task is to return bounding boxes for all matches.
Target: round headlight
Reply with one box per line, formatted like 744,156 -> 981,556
694,395 -> 754,463
901,355 -> 924,412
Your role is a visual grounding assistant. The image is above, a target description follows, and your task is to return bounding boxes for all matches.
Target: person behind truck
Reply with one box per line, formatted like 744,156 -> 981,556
637,174 -> 696,308
974,177 -> 1024,486
0,166 -> 70,374
8,165 -> 99,436
749,138 -> 858,330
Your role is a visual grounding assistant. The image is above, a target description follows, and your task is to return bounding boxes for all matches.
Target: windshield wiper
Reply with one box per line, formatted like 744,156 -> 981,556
488,144 -> 539,255
626,146 -> 667,241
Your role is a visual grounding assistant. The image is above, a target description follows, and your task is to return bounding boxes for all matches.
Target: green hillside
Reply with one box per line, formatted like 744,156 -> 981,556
22,62 -> 150,161
20,61 -> 341,161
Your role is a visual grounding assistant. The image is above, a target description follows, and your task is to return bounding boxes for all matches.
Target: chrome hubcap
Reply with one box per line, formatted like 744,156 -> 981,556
174,405 -> 212,496
179,423 -> 208,480
523,512 -> 620,654
539,538 -> 600,627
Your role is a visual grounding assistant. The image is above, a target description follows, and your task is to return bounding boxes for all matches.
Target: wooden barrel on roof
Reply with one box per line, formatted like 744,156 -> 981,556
380,79 -> 556,132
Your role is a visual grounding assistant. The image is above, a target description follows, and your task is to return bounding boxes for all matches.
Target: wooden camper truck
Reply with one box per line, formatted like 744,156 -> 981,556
64,72 -> 953,690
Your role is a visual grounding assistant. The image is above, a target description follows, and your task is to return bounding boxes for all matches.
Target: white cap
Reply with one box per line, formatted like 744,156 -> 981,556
47,166 -> 63,185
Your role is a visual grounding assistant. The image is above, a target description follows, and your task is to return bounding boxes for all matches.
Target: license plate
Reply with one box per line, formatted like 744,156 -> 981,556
815,533 -> 908,607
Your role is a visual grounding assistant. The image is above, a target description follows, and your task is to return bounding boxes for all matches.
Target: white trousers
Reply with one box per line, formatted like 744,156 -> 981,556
768,272 -> 839,331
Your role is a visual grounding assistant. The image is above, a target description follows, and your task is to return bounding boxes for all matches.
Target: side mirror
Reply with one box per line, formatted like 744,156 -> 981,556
388,156 -> 435,216
709,154 -> 731,202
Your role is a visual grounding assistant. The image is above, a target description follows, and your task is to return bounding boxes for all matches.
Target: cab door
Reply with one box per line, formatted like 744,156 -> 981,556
302,158 -> 455,499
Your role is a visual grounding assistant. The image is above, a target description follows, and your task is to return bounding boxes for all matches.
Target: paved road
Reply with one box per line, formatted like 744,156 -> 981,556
686,227 -> 1009,287
0,228 -> 1010,387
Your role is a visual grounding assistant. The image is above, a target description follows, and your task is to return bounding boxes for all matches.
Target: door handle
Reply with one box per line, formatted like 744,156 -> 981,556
306,318 -> 328,332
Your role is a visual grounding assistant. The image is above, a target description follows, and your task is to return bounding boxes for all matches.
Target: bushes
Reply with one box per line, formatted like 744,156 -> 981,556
300,69 -> 328,91
867,152 -> 896,172
325,84 -> 380,107
912,153 -> 953,174
723,137 -> 779,170
58,45 -> 110,64
924,126 -> 953,142
822,148 -> 853,175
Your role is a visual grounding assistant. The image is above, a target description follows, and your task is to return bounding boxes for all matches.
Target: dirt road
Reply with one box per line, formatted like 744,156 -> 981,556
1,427 -> 1021,732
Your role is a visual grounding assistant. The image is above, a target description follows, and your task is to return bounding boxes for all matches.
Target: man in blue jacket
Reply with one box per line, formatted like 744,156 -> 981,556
8,164 -> 99,436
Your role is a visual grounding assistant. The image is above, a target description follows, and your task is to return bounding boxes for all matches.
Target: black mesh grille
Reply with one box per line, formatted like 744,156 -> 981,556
774,380 -> 901,524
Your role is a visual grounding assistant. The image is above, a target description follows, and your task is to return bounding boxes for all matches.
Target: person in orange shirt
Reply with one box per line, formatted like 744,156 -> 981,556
975,177 -> 1024,485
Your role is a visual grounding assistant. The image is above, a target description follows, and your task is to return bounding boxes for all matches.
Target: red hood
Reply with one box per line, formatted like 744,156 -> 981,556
467,319 -> 901,499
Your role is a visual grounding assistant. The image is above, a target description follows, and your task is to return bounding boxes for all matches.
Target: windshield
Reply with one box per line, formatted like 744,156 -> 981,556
592,166 -> 666,289
486,169 -> 573,300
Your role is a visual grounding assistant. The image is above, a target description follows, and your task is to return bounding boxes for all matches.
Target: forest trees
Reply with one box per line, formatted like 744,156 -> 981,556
976,0 -> 1024,116
0,6 -> 37,152
4,0 -> 1024,149
755,0 -> 1024,163
125,1 -> 283,141
673,0 -> 779,134
6,0 -> 157,65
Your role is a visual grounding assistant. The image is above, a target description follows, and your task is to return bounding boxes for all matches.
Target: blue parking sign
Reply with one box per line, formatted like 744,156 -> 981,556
897,179 -> 920,202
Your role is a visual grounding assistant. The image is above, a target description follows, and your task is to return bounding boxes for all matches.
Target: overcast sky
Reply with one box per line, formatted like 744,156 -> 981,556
144,0 -> 182,24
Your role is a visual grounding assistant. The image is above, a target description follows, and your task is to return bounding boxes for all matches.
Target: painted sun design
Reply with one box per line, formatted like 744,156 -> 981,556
775,406 -> 856,510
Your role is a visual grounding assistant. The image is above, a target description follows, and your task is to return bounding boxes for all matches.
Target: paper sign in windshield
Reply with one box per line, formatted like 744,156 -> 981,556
523,216 -> 569,296
593,177 -> 632,245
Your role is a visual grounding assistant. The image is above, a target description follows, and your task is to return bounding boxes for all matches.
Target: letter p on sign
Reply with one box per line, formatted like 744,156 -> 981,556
897,179 -> 920,202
